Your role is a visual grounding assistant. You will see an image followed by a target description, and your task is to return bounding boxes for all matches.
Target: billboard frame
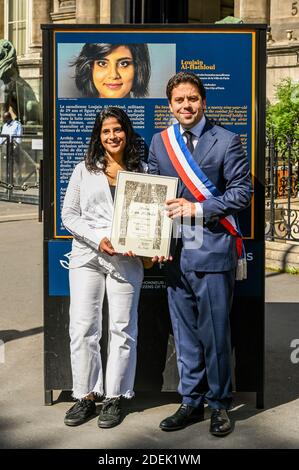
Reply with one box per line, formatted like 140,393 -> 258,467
42,23 -> 266,407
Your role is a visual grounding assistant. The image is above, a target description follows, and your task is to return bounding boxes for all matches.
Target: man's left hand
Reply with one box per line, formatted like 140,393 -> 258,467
165,198 -> 196,218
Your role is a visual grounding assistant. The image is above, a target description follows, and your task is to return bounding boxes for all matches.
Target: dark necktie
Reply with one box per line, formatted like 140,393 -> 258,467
184,131 -> 194,154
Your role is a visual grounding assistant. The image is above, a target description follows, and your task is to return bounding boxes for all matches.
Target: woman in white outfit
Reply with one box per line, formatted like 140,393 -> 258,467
62,107 -> 144,428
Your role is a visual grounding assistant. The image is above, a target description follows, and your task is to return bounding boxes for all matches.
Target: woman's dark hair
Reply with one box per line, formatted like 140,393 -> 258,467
166,71 -> 206,101
72,43 -> 151,98
85,107 -> 141,173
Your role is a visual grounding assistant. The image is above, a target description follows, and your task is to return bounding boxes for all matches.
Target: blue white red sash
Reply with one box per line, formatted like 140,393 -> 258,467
161,123 -> 246,278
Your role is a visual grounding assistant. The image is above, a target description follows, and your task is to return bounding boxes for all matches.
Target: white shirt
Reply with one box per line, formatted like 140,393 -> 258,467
62,160 -> 147,269
0,120 -> 23,145
180,115 -> 206,151
180,115 -> 206,218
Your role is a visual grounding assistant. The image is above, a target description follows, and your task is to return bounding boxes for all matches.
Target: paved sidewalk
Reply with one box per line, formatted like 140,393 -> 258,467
0,200 -> 38,222
0,202 -> 299,449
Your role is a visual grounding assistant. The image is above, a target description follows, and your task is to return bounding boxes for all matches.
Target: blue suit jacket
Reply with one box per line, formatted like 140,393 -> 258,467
148,119 -> 252,272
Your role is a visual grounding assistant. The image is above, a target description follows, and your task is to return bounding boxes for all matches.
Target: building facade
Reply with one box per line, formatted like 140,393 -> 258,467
0,0 -> 298,125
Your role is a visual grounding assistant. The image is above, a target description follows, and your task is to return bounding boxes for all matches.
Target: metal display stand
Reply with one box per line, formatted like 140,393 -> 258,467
42,23 -> 266,408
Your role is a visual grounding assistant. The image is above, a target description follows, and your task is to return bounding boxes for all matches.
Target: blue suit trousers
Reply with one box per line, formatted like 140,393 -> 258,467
166,260 -> 235,410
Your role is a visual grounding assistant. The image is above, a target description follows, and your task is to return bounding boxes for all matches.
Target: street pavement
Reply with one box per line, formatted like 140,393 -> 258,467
0,201 -> 299,449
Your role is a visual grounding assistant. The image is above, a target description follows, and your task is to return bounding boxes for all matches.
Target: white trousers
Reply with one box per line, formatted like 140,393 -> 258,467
69,255 -> 143,399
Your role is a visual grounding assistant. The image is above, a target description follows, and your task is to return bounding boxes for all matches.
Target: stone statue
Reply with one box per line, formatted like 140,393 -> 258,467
0,39 -> 41,124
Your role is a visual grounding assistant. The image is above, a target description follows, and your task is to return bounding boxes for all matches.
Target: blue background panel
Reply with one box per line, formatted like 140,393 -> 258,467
54,31 -> 254,238
48,240 -> 72,296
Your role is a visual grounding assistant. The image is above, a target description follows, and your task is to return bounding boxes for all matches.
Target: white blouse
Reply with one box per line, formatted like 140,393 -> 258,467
61,160 -> 146,270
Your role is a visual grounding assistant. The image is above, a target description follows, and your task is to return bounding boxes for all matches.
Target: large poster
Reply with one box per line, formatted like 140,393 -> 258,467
53,30 -> 255,239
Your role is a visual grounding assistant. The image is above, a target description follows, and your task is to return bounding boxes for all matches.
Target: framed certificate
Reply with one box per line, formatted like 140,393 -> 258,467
111,171 -> 179,258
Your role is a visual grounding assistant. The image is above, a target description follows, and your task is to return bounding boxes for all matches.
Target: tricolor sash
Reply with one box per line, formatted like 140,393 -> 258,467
161,123 -> 246,280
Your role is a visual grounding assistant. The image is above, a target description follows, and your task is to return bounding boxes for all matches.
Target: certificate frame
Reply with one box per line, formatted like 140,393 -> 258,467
111,171 -> 178,258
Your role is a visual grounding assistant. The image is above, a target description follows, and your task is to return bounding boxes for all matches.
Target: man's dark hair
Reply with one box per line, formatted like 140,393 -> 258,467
166,72 -> 206,101
72,43 -> 151,98
85,106 -> 141,173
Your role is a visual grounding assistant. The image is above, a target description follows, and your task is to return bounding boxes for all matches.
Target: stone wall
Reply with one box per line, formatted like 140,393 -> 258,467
235,0 -> 299,103
266,241 -> 299,273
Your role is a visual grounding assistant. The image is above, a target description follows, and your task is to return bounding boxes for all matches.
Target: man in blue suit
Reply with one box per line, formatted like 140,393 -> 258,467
148,72 -> 252,436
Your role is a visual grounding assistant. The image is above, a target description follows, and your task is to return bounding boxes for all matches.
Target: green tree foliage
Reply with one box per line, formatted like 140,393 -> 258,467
266,78 -> 299,161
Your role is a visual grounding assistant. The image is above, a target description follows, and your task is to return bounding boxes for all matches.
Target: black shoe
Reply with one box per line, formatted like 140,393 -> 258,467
209,409 -> 232,436
97,397 -> 121,428
159,403 -> 204,431
64,399 -> 96,426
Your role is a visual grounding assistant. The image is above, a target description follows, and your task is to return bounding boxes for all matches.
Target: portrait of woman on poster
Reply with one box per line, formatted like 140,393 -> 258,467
72,43 -> 151,99
62,107 -> 146,429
